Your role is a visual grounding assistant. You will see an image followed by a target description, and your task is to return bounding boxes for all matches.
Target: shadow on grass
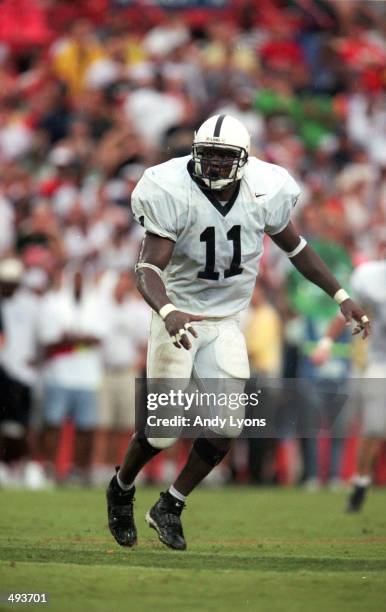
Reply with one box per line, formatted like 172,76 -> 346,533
1,547 -> 386,573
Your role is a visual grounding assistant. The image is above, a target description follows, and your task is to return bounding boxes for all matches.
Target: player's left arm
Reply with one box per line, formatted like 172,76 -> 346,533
270,221 -> 370,338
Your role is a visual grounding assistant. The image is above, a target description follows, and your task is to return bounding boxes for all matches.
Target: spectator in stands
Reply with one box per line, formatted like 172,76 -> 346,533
0,258 -> 47,488
92,270 -> 150,484
37,264 -> 107,484
242,280 -> 283,484
51,18 -> 104,95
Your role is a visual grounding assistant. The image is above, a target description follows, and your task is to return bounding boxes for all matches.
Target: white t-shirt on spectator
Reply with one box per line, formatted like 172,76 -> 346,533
0,288 -> 40,386
351,260 -> 386,364
124,88 -> 184,147
102,296 -> 151,369
64,221 -> 112,261
99,225 -> 144,270
0,121 -> 33,162
85,58 -> 120,90
0,196 -> 15,256
38,285 -> 108,390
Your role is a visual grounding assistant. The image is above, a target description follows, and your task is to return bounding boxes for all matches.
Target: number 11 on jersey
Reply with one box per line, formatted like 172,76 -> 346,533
198,225 -> 243,280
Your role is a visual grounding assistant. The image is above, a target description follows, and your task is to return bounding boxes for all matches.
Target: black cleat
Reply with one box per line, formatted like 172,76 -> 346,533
146,491 -> 187,550
106,469 -> 137,547
346,484 -> 368,513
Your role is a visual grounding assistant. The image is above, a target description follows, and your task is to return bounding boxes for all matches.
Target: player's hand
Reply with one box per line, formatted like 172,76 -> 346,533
164,310 -> 205,350
340,299 -> 371,339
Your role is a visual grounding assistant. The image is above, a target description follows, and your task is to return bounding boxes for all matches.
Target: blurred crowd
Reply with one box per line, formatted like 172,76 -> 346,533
0,0 -> 386,489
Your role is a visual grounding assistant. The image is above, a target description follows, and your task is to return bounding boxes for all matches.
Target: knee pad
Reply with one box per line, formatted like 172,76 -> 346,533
146,437 -> 178,450
135,432 -> 162,456
193,436 -> 231,467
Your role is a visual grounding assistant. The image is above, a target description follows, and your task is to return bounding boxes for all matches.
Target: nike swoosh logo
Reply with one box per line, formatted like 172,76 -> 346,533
255,193 -> 266,198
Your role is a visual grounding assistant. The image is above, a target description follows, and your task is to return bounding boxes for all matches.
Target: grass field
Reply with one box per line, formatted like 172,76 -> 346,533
1,486 -> 386,611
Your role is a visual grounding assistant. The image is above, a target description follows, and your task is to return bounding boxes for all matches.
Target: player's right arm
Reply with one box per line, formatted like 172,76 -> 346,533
135,232 -> 204,350
131,168 -> 204,350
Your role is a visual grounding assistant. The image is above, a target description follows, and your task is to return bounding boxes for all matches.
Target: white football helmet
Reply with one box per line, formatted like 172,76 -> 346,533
191,114 -> 250,190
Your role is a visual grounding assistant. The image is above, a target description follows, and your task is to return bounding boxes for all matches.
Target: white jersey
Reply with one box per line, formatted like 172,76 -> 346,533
351,260 -> 386,363
0,288 -> 40,386
131,155 -> 300,317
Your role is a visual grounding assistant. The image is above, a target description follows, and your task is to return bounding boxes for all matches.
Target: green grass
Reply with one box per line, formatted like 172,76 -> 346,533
1,486 -> 386,611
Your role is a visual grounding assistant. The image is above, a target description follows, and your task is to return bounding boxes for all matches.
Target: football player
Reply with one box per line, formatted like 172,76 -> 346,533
106,114 -> 370,550
311,254 -> 384,513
